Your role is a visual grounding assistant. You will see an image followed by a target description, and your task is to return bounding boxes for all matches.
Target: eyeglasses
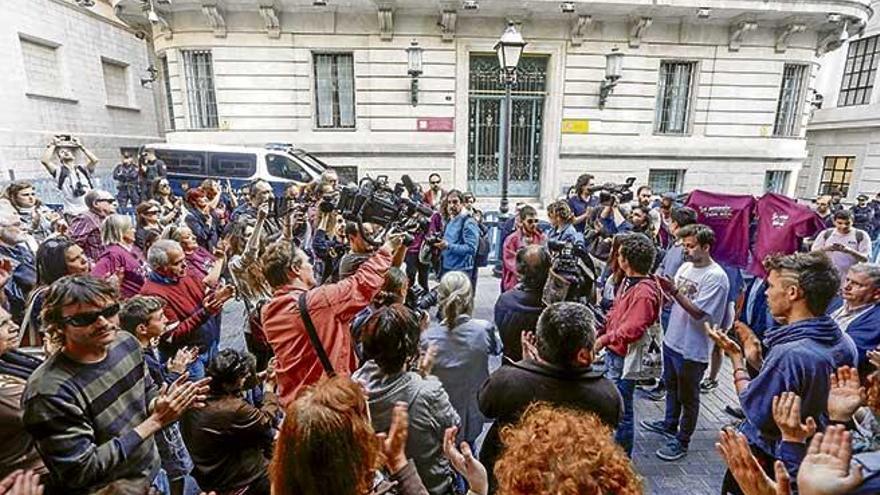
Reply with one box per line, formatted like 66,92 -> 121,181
144,210 -> 160,216
429,181 -> 440,185
524,219 -> 539,224
62,303 -> 120,327
96,199 -> 116,204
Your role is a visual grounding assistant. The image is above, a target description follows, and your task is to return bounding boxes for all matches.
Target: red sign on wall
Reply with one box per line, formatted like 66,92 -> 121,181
417,117 -> 454,132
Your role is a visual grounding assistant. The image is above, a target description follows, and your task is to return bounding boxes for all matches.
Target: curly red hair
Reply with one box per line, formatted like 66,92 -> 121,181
495,403 -> 643,495
270,375 -> 380,495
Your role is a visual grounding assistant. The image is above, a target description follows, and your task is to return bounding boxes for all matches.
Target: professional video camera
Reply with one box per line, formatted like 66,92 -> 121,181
336,175 -> 433,246
542,240 -> 598,305
587,177 -> 637,204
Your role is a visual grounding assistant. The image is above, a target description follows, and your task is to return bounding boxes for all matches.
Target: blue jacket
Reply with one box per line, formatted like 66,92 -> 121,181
441,214 -> 479,272
840,303 -> 880,378
547,223 -> 582,244
739,316 -> 857,458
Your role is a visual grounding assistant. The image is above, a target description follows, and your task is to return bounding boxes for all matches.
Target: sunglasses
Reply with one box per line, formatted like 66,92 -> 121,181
144,210 -> 160,215
62,303 -> 120,327
524,219 -> 539,224
96,198 -> 117,204
430,181 -> 440,185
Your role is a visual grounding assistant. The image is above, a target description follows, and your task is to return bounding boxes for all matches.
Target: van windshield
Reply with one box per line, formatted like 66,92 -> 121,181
267,154 -> 309,182
290,149 -> 327,173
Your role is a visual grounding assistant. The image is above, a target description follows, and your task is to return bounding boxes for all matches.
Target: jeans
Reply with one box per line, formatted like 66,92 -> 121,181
604,351 -> 635,456
662,345 -> 707,449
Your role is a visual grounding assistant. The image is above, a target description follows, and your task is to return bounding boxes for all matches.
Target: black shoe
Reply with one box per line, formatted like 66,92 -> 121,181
724,405 -> 745,420
700,378 -> 719,393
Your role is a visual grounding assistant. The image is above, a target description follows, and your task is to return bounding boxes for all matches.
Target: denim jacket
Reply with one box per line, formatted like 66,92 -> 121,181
441,214 -> 479,272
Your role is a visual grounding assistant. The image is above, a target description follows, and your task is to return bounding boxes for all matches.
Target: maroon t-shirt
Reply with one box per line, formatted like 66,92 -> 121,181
686,190 -> 756,268
749,193 -> 826,277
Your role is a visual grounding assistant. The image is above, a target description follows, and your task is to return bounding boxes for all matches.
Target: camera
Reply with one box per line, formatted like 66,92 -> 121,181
424,234 -> 444,246
407,285 -> 439,311
587,177 -> 637,204
335,175 -> 433,246
542,240 -> 598,306
72,181 -> 89,198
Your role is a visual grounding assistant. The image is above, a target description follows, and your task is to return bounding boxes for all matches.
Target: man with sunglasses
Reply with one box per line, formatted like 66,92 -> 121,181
69,189 -> 117,262
21,276 -> 210,495
501,205 -> 545,292
424,173 -> 445,209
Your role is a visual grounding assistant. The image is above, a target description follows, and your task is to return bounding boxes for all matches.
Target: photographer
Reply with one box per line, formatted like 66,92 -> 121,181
438,190 -> 480,291
311,209 -> 347,284
339,221 -> 377,279
568,173 -> 599,234
260,233 -> 405,406
40,135 -> 99,216
231,179 -> 281,238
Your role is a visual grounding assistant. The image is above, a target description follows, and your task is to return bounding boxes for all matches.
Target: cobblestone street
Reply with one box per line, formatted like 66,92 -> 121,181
220,268 -> 734,495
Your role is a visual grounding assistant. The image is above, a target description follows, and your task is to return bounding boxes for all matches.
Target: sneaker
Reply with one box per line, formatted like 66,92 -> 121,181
700,378 -> 719,393
656,439 -> 688,461
641,386 -> 667,402
640,419 -> 674,438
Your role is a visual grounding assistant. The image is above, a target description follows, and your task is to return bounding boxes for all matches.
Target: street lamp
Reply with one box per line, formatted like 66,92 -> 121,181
599,48 -> 623,109
494,21 -> 526,216
406,40 -> 423,106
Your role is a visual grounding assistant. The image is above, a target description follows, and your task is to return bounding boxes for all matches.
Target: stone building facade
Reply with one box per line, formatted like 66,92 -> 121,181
1,0 -> 162,192
800,0 -> 880,201
113,0 -> 873,204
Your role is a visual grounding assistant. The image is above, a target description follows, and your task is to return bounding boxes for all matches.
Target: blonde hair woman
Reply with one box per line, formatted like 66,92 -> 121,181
92,214 -> 147,298
420,271 -> 501,447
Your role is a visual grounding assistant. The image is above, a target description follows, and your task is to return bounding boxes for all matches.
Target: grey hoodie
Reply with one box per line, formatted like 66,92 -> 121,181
353,361 -> 460,495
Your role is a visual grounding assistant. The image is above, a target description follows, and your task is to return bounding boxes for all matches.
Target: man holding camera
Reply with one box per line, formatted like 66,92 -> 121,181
260,233 -> 404,405
438,190 -> 480,290
40,136 -> 99,216
231,179 -> 282,239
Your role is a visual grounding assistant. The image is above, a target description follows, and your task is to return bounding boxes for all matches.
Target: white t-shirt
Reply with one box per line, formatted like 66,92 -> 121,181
664,261 -> 730,363
52,165 -> 92,215
811,228 -> 872,277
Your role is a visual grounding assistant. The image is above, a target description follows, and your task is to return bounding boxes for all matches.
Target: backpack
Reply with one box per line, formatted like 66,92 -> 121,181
821,228 -> 865,245
475,223 -> 491,267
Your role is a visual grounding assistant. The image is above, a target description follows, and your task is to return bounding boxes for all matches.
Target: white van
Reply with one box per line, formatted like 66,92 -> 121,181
141,143 -> 328,196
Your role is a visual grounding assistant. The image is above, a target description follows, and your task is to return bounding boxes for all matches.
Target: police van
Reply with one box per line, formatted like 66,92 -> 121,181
141,143 -> 329,196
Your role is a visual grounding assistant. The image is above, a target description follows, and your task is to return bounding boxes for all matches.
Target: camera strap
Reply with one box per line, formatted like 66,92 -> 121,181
297,292 -> 336,376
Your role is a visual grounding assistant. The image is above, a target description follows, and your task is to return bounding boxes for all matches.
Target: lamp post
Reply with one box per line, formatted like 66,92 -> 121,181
494,21 -> 526,217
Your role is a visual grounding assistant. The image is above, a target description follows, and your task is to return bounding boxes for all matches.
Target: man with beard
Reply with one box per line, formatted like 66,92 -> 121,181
0,213 -> 36,324
424,173 -> 446,209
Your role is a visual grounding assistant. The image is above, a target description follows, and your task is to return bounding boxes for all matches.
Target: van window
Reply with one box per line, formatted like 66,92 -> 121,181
267,154 -> 308,182
156,149 -> 207,175
209,152 -> 256,178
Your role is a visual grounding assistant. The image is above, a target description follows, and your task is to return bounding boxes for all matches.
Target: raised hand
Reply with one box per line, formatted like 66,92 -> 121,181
443,426 -> 488,495
151,373 -> 211,427
0,469 -> 45,495
704,322 -> 743,358
716,428 -> 790,495
167,346 -> 199,375
828,366 -> 865,422
376,402 -> 409,474
521,330 -> 539,362
798,426 -> 864,495
772,392 -> 816,444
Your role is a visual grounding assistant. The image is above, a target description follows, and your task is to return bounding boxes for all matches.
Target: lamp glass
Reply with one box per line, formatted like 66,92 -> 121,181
406,41 -> 423,75
494,23 -> 526,72
605,50 -> 623,80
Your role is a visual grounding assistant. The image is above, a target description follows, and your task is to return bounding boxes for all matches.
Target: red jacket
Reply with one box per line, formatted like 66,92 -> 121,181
262,246 -> 393,406
596,278 -> 661,357
139,273 -> 217,352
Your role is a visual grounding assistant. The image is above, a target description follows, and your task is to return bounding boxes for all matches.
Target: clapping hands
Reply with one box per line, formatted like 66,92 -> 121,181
443,426 -> 488,495
827,366 -> 865,422
716,428 -> 790,495
772,392 -> 816,444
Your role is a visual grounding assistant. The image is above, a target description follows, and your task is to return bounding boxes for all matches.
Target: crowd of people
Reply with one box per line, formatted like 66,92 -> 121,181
1,139 -> 880,495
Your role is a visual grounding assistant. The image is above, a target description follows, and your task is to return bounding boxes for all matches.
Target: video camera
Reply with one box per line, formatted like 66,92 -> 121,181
587,177 -> 637,204
406,285 -> 439,312
335,175 -> 433,246
542,240 -> 598,306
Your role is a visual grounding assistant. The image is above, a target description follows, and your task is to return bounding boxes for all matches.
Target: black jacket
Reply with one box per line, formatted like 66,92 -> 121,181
478,358 -> 623,493
493,286 -> 544,362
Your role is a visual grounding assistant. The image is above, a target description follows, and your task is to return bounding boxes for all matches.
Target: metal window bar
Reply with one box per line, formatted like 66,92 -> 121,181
839,35 -> 879,107
182,50 -> 219,129
314,53 -> 356,129
655,62 -> 695,135
764,171 -> 790,193
648,169 -> 683,194
818,156 -> 855,196
773,64 -> 808,137
161,56 -> 175,131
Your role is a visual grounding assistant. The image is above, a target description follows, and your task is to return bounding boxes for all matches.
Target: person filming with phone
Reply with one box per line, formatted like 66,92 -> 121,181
811,209 -> 871,281
40,135 -> 99,217
140,239 -> 235,380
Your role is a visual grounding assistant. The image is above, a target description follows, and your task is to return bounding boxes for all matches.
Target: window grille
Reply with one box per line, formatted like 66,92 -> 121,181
839,35 -> 879,107
182,50 -> 219,129
160,56 -> 175,131
818,156 -> 855,196
655,61 -> 696,135
314,53 -> 356,128
648,169 -> 685,194
773,64 -> 808,137
764,171 -> 790,194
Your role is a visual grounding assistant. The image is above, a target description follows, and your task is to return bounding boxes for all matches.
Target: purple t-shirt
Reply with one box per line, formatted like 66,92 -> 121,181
750,193 -> 826,277
686,191 -> 755,268
92,244 -> 147,298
